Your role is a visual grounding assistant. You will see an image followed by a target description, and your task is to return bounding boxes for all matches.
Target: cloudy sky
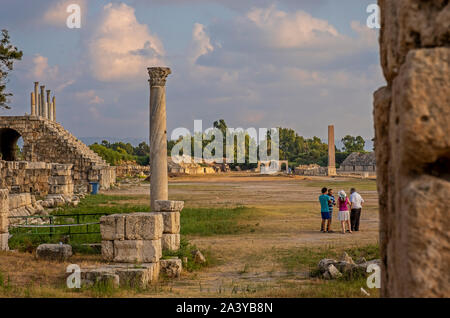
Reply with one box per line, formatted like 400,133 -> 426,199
0,0 -> 385,144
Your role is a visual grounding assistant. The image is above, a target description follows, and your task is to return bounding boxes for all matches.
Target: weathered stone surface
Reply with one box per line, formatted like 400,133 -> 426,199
318,259 -> 337,273
391,48 -> 450,167
376,1 -> 450,297
0,189 -> 8,213
379,0 -> 450,83
101,240 -> 114,261
124,212 -> 163,240
0,116 -> 116,191
154,200 -> 184,212
160,258 -> 182,278
113,240 -> 161,263
0,232 -> 9,251
36,244 -> 72,261
0,211 -> 8,233
327,264 -> 342,279
161,212 -> 180,234
81,268 -> 120,288
339,252 -> 355,265
161,233 -> 180,251
100,214 -> 126,241
193,249 -> 206,264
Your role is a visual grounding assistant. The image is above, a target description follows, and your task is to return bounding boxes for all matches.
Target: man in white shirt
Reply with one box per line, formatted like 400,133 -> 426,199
350,188 -> 364,231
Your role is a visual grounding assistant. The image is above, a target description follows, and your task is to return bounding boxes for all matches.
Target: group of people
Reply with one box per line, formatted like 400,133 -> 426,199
318,187 -> 364,234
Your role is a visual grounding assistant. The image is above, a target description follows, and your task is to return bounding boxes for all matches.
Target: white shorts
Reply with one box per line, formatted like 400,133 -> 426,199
338,210 -> 350,221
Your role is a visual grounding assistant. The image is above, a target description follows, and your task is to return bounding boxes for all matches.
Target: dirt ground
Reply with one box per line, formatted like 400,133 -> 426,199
0,174 -> 379,297
107,174 -> 380,297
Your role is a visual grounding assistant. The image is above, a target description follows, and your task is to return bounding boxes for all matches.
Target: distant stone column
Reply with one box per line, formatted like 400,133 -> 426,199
148,67 -> 171,210
327,125 -> 336,176
46,90 -> 51,120
52,96 -> 56,121
40,86 -> 45,117
34,82 -> 39,115
30,92 -> 36,116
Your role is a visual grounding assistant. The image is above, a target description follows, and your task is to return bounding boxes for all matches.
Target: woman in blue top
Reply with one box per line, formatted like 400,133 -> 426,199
319,187 -> 332,233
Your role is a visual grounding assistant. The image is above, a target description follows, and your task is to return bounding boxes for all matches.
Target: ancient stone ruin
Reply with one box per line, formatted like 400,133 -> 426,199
374,0 -> 449,297
78,67 -> 185,288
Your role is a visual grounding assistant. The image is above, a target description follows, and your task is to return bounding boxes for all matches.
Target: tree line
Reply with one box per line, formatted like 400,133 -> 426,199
90,120 -> 368,169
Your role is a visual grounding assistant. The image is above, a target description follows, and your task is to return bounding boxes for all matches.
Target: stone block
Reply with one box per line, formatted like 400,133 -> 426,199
161,233 -> 180,251
161,212 -> 180,234
0,212 -> 8,233
379,0 -> 450,83
0,232 -> 9,251
100,214 -> 126,241
154,200 -> 184,212
160,258 -> 182,278
81,268 -> 120,288
124,212 -> 163,240
36,244 -> 72,261
101,240 -> 114,261
0,189 -> 8,214
113,240 -> 162,263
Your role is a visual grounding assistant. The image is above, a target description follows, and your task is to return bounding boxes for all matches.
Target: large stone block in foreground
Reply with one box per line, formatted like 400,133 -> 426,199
154,200 -> 184,212
124,212 -> 163,240
101,240 -> 114,261
100,214 -> 126,241
161,233 -> 180,251
113,240 -> 162,263
36,244 -> 72,261
379,0 -> 450,83
0,232 -> 9,251
161,212 -> 180,234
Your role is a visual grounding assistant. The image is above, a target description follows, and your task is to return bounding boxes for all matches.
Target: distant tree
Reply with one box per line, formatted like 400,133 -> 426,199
0,29 -> 23,109
341,135 -> 365,153
134,141 -> 149,157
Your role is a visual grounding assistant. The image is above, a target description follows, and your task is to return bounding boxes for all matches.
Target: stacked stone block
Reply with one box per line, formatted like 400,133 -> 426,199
100,213 -> 163,263
0,116 -> 116,192
48,164 -> 74,195
154,200 -> 184,251
0,189 -> 9,251
375,0 -> 450,297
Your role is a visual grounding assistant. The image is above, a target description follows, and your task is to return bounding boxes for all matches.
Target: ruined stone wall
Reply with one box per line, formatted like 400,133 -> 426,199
115,164 -> 150,178
0,116 -> 115,190
374,0 -> 449,297
0,160 -> 73,196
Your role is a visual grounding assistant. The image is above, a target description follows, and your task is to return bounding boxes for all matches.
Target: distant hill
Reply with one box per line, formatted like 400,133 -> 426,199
79,137 -> 147,147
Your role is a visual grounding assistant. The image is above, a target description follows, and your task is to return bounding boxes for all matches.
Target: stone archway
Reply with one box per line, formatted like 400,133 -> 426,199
0,128 -> 22,161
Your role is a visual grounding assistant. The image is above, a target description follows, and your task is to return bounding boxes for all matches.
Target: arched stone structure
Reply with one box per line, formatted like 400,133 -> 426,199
0,128 -> 22,161
0,116 -> 115,190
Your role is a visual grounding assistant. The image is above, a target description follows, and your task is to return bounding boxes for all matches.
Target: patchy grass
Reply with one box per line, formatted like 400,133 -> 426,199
181,206 -> 258,236
162,237 -> 218,272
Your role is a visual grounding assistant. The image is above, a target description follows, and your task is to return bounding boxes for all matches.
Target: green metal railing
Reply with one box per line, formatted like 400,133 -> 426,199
8,213 -> 105,237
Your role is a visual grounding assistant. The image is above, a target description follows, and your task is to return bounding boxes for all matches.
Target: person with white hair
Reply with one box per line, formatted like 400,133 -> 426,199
338,190 -> 352,234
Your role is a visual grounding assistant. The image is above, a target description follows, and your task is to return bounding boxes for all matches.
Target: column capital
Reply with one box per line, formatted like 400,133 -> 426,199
147,67 -> 171,87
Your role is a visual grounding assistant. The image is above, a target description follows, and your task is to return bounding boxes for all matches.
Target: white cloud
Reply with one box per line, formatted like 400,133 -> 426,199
190,23 -> 214,62
246,5 -> 339,49
75,90 -> 104,105
88,3 -> 166,82
28,54 -> 59,81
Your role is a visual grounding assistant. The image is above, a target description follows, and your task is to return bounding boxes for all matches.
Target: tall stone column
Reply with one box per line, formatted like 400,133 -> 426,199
52,96 -> 56,121
40,86 -> 45,117
148,67 -> 171,210
34,82 -> 39,116
327,125 -> 336,176
30,92 -> 36,116
46,90 -> 51,120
